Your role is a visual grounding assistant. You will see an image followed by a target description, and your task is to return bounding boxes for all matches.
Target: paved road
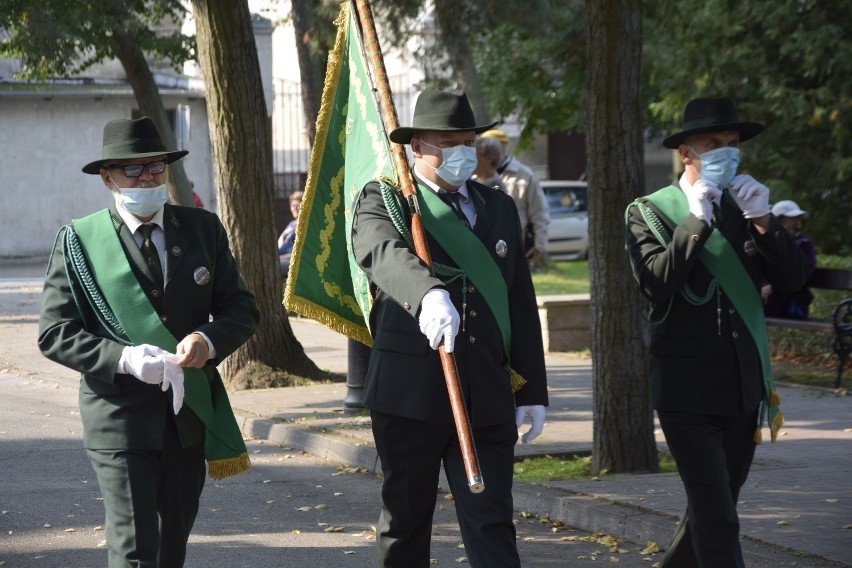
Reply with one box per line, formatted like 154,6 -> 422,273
2,262 -> 850,567
1,371 -> 675,568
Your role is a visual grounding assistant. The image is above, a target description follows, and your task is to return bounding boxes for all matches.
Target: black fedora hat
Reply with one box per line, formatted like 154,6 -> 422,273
82,116 -> 188,174
389,90 -> 498,144
662,97 -> 763,149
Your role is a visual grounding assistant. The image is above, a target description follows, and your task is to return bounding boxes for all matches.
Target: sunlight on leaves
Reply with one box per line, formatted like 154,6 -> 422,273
641,541 -> 661,555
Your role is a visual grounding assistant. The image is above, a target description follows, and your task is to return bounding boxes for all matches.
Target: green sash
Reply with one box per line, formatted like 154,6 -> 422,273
71,209 -> 250,477
643,185 -> 782,443
417,185 -> 511,355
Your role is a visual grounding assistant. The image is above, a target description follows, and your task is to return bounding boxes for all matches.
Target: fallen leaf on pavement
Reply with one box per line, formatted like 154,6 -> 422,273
640,541 -> 661,555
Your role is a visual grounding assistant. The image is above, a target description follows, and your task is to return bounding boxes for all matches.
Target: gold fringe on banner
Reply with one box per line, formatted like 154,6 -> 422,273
208,452 -> 252,480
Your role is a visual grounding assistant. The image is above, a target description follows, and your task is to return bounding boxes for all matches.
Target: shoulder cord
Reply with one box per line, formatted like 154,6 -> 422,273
626,201 -> 720,325
63,224 -> 132,345
379,180 -> 471,324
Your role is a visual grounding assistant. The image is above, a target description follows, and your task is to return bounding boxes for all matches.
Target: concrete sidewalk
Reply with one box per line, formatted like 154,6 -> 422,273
230,316 -> 852,567
2,267 -> 851,566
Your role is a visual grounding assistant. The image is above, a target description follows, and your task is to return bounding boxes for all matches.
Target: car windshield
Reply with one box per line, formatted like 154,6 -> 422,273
545,186 -> 587,215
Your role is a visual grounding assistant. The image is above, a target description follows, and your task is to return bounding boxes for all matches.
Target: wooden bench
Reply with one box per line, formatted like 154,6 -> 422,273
765,267 -> 852,388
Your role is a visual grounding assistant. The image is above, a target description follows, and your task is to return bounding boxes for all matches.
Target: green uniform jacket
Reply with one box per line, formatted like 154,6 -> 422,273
38,204 -> 259,450
352,179 -> 548,427
625,186 -> 807,416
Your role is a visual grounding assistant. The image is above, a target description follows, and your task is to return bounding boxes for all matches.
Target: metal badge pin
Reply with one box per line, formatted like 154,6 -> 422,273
194,266 -> 211,285
495,239 -> 508,258
743,240 -> 757,256
171,246 -> 183,257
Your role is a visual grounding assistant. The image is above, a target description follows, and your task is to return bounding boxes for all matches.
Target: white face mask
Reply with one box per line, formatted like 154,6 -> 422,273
110,175 -> 169,217
419,139 -> 478,186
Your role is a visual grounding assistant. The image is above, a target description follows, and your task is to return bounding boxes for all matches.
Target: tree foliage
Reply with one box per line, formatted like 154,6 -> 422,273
644,0 -> 852,255
0,0 -> 193,79
472,0 -> 586,145
420,0 -> 851,253
0,0 -> 197,206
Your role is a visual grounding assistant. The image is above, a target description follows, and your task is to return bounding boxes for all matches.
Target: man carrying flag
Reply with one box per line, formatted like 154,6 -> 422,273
351,89 -> 548,567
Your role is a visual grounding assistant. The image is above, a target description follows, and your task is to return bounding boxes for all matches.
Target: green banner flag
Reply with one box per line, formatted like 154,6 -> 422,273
283,3 -> 394,345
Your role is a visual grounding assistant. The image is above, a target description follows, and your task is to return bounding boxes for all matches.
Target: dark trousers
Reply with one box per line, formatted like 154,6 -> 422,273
371,411 -> 520,568
657,409 -> 758,568
86,417 -> 206,567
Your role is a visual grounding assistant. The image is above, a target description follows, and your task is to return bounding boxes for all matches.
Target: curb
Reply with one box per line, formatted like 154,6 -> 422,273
236,414 -> 677,549
236,413 -> 850,567
238,415 -> 380,473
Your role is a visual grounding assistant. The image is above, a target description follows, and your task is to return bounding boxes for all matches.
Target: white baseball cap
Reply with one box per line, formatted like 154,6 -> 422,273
771,200 -> 808,218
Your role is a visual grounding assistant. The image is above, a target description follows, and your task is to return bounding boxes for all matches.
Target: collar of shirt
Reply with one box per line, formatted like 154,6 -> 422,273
117,205 -> 165,237
116,205 -> 167,270
501,155 -> 521,174
413,164 -> 471,201
413,167 -> 476,227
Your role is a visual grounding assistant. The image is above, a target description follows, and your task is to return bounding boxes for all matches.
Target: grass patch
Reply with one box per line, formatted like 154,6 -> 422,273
513,453 -> 677,483
531,259 -> 590,295
530,254 -> 850,390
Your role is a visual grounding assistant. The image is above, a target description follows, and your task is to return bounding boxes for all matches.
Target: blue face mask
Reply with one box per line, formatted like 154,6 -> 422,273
420,140 -> 478,187
692,146 -> 740,189
111,176 -> 169,217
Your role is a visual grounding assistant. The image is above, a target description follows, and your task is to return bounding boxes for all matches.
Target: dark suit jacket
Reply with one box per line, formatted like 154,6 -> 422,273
352,179 -> 548,427
38,203 -> 259,450
625,185 -> 807,416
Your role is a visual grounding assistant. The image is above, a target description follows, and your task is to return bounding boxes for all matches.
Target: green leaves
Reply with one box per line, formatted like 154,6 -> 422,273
0,0 -> 194,80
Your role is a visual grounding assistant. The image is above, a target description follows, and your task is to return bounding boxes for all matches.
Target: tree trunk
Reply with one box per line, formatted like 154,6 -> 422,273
434,0 -> 491,123
585,0 -> 657,473
110,21 -> 194,207
291,0 -> 323,147
190,0 -> 330,386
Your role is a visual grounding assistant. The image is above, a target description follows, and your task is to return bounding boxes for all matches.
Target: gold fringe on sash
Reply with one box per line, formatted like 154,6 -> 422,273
208,452 -> 252,480
753,390 -> 784,444
510,367 -> 527,393
770,409 -> 785,443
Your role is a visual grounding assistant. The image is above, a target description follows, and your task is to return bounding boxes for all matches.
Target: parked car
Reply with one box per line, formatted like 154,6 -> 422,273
541,180 -> 589,260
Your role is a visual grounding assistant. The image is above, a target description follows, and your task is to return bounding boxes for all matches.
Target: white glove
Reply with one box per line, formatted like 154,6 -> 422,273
162,355 -> 185,414
515,405 -> 546,444
684,179 -> 722,226
730,175 -> 770,218
120,344 -> 169,384
418,288 -> 460,353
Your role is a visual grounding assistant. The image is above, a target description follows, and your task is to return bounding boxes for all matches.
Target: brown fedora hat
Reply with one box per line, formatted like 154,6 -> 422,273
82,116 -> 188,174
663,97 -> 763,149
389,90 -> 498,144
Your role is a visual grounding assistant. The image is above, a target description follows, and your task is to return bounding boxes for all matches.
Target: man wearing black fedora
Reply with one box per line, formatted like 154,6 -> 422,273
351,90 -> 548,567
625,97 -> 807,567
38,116 -> 259,566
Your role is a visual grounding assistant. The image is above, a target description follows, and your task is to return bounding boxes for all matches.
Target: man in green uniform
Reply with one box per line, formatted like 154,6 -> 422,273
625,97 -> 807,567
38,117 -> 259,567
351,90 -> 548,568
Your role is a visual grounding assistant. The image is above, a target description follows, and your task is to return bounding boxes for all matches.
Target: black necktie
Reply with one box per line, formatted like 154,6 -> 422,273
139,224 -> 164,285
441,192 -> 471,230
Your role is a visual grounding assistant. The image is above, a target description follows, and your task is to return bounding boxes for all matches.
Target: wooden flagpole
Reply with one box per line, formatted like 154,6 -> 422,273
352,0 -> 484,493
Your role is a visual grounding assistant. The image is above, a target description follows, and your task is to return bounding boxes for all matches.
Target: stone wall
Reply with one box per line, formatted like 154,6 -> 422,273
537,293 -> 591,352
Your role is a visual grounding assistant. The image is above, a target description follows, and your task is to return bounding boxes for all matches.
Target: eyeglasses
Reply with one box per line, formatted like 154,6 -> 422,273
108,161 -> 167,177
